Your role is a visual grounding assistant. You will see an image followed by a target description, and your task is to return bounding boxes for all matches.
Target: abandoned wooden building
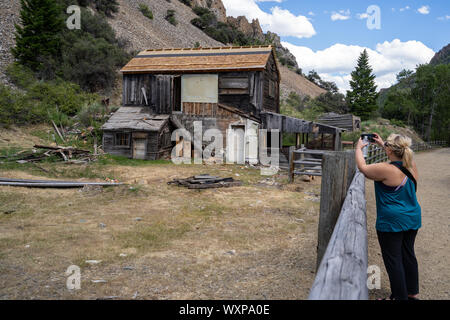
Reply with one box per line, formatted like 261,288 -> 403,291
102,45 -> 343,162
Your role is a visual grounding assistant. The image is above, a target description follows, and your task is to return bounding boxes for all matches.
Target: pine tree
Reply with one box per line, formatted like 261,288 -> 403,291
12,0 -> 64,71
346,49 -> 378,120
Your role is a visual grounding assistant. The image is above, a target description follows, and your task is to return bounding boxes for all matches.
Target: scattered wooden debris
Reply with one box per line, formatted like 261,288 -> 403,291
4,145 -> 96,164
168,174 -> 242,189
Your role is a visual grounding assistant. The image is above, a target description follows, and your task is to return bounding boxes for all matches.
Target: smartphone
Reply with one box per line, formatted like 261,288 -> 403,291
361,133 -> 376,143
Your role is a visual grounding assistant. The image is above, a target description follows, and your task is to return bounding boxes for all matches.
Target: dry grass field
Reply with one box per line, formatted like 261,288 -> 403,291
0,128 -> 322,299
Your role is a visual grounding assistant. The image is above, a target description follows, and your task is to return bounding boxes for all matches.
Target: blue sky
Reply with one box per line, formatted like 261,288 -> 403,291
222,0 -> 449,92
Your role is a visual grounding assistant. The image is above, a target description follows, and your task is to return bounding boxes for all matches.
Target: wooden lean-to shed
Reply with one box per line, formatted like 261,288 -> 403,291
102,107 -> 173,160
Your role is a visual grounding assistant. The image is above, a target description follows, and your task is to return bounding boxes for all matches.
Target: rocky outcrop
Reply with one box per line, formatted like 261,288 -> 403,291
226,16 -> 265,43
265,31 -> 299,70
191,0 -> 226,22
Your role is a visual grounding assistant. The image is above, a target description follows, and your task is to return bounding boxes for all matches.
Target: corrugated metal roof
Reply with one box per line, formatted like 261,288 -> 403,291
121,45 -> 276,74
101,107 -> 169,131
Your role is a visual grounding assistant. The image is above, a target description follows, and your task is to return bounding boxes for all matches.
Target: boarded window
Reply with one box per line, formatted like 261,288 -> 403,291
219,77 -> 249,95
181,74 -> 218,103
268,79 -> 276,98
115,133 -> 130,146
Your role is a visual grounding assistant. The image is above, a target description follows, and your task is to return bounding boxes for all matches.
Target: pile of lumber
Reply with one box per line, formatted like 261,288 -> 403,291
168,174 -> 242,189
5,145 -> 95,164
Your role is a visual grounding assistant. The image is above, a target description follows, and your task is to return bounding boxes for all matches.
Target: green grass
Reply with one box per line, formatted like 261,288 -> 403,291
96,154 -> 171,166
139,3 -> 153,19
118,223 -> 191,251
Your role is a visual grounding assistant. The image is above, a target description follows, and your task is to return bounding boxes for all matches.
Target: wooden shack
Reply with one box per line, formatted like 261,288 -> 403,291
102,107 -> 173,160
317,113 -> 361,132
102,45 -> 343,161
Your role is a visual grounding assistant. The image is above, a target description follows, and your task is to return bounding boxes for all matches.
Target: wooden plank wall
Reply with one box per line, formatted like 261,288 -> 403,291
123,74 -> 173,114
262,54 -> 279,113
218,71 -> 261,117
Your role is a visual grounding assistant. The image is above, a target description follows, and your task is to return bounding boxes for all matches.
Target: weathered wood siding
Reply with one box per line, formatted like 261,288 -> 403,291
261,54 -> 279,113
218,71 -> 263,118
102,131 -> 133,158
102,122 -> 173,160
123,74 -> 173,114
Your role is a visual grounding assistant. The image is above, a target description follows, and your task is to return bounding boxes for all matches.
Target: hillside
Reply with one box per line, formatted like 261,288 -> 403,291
430,43 -> 450,66
279,65 -> 326,100
0,0 -> 323,100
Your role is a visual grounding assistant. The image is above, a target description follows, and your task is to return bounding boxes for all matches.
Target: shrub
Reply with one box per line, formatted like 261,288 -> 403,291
2,64 -> 98,127
178,0 -> 192,7
165,10 -> 177,26
139,3 -> 153,20
93,0 -> 119,17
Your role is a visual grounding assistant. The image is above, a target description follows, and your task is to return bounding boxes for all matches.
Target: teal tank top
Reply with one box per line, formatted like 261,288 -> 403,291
374,161 -> 421,232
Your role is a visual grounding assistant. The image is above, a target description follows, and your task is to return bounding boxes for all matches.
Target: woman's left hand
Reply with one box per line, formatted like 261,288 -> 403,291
356,138 -> 368,150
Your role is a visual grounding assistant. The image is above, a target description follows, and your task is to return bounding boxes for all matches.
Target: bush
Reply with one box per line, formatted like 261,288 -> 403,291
2,63 -> 98,127
93,0 -> 119,17
165,10 -> 177,26
178,0 -> 192,7
0,84 -> 44,126
139,4 -> 153,20
60,32 -> 128,93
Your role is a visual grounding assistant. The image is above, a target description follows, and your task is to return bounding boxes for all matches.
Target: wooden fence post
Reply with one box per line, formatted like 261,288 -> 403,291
316,150 -> 356,270
288,146 -> 295,183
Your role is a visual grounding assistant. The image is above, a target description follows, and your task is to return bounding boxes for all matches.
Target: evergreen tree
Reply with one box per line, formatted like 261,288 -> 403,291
346,49 -> 378,120
12,0 -> 64,71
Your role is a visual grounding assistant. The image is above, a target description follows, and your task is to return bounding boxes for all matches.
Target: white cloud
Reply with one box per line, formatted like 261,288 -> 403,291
357,13 -> 369,19
399,6 -> 410,12
331,9 -> 351,21
222,0 -> 316,38
417,5 -> 430,14
256,0 -> 283,2
282,39 -> 435,93
308,11 -> 315,16
437,15 -> 450,20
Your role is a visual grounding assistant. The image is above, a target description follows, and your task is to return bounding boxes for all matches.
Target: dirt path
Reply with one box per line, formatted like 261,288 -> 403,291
367,148 -> 450,300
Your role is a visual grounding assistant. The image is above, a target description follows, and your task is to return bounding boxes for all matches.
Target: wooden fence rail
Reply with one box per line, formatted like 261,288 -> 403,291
365,140 -> 447,164
309,168 -> 367,299
288,147 -> 325,182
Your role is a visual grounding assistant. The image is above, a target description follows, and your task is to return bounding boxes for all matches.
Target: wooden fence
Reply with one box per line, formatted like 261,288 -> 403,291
366,140 -> 447,164
288,147 -> 325,182
308,140 -> 447,299
309,166 -> 367,299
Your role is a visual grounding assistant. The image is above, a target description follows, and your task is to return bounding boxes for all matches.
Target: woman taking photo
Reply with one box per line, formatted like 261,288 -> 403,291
355,133 -> 421,300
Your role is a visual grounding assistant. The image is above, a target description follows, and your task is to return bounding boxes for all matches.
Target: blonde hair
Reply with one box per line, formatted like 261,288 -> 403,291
386,133 -> 414,168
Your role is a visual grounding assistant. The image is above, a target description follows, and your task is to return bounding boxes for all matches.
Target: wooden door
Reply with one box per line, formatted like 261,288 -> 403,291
133,139 -> 147,160
228,125 -> 245,164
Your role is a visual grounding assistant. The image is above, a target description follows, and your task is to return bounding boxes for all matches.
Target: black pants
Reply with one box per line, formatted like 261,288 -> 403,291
377,229 -> 419,300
